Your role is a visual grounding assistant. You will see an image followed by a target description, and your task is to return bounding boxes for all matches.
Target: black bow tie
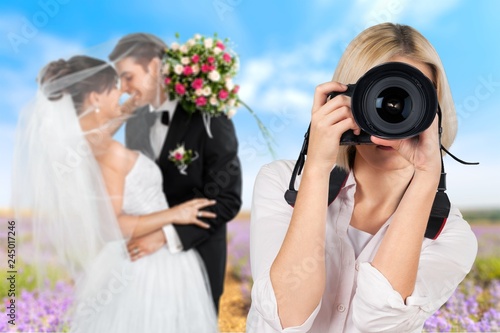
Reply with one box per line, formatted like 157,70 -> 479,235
160,110 -> 170,126
145,110 -> 170,127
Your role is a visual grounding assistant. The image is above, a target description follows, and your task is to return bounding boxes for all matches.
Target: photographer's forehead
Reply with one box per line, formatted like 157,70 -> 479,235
389,55 -> 435,83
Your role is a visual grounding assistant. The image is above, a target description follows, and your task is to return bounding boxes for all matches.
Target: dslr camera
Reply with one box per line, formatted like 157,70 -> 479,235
328,62 -> 438,145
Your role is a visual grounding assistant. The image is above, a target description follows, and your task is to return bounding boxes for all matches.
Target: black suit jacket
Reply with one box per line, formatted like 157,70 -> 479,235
125,104 -> 242,310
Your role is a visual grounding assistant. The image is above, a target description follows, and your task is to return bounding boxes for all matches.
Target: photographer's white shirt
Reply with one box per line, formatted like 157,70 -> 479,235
247,160 -> 477,333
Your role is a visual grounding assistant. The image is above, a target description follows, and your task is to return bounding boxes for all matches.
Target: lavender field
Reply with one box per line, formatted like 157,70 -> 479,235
1,215 -> 500,332
224,218 -> 500,332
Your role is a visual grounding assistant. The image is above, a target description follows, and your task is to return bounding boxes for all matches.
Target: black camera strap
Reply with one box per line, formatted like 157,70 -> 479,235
284,108 -> 478,240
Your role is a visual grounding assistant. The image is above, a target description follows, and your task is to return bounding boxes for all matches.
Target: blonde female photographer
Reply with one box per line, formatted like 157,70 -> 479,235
247,23 -> 477,332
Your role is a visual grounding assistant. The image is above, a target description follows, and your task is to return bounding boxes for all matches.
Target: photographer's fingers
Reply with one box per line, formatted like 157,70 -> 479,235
370,136 -> 400,148
311,81 -> 347,113
312,104 -> 360,137
418,115 -> 440,144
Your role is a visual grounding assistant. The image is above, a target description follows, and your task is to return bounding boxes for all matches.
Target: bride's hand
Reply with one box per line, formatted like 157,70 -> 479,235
169,198 -> 216,229
127,230 -> 166,261
120,93 -> 139,116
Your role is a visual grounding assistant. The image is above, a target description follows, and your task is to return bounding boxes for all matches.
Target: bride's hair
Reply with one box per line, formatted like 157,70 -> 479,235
39,56 -> 117,114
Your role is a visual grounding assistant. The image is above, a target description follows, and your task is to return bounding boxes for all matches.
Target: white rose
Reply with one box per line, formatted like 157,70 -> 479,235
228,98 -> 236,107
181,57 -> 190,65
195,89 -> 203,96
194,34 -> 201,40
204,38 -> 213,48
187,39 -> 196,47
227,108 -> 237,119
213,47 -> 222,55
192,64 -> 200,75
162,63 -> 170,75
208,70 -> 220,82
225,78 -> 235,91
174,64 -> 184,75
209,96 -> 218,106
176,145 -> 185,156
203,86 -> 212,96
180,45 -> 188,54
170,42 -> 180,51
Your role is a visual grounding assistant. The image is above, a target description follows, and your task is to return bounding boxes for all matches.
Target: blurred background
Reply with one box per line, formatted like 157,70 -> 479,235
1,0 -> 499,332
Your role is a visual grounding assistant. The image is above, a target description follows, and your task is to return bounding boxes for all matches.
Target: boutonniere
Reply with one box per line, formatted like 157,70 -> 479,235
168,143 -> 199,175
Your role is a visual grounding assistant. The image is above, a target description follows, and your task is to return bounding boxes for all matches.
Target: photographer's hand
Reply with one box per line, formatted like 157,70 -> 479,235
370,115 -> 441,178
307,81 -> 360,173
370,115 -> 442,301
270,81 -> 360,328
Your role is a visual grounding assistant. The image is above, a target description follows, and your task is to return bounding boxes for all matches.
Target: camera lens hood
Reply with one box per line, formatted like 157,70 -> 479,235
351,62 -> 437,139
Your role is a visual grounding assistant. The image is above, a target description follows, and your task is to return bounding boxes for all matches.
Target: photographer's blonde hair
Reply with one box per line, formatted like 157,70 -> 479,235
333,23 -> 457,170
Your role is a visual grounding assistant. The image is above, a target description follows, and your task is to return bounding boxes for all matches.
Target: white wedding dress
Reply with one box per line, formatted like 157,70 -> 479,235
71,153 -> 218,333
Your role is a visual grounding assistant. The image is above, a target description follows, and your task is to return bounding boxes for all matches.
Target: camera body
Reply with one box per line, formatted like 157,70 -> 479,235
327,62 -> 438,145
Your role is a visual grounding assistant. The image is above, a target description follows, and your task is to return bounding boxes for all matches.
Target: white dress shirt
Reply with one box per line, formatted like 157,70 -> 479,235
148,99 -> 184,253
246,160 -> 478,333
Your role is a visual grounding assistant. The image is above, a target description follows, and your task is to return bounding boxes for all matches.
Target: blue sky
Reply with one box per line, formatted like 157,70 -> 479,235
1,0 -> 499,210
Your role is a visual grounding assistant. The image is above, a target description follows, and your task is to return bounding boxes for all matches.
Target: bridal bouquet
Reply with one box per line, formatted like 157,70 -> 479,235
162,33 -> 240,117
162,33 -> 274,156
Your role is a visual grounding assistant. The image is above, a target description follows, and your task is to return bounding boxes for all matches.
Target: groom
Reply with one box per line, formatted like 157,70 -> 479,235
109,33 -> 242,312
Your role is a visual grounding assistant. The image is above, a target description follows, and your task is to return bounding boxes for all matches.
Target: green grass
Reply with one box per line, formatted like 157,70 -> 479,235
462,209 -> 500,224
0,259 -> 69,299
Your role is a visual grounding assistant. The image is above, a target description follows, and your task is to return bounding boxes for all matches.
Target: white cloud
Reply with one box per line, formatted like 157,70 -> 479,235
0,124 -> 15,208
1,26 -> 86,118
238,58 -> 275,104
0,68 -> 35,119
236,41 -> 341,123
0,28 -> 87,208
397,0 -> 461,27
345,0 -> 461,29
446,161 -> 500,209
258,87 -> 311,121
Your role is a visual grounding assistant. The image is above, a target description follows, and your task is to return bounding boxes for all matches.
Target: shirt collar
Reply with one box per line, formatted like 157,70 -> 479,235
344,169 -> 357,189
149,98 -> 178,114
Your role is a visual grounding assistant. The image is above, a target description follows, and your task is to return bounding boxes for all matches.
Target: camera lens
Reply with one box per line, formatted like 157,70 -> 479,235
376,87 -> 411,123
350,62 -> 437,140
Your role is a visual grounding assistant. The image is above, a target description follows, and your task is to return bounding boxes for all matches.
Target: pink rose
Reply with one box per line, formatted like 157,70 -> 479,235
174,152 -> 183,161
232,85 -> 240,94
175,83 -> 186,95
222,53 -> 231,63
201,64 -> 211,73
216,41 -> 225,50
196,96 -> 207,106
164,77 -> 171,85
218,89 -> 229,100
183,66 -> 193,76
207,56 -> 215,64
191,78 -> 204,90
191,54 -> 200,63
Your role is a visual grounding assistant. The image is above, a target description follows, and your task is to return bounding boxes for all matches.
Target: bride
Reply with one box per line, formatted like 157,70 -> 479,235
12,55 -> 219,332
